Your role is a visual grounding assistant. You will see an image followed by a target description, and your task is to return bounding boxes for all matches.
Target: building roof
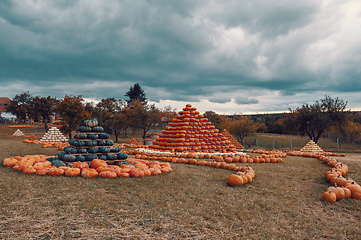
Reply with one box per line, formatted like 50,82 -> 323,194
0,97 -> 11,112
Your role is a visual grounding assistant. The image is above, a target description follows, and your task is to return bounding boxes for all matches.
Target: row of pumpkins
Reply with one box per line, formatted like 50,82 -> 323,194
276,150 -> 360,203
149,104 -> 237,153
126,149 -> 257,186
3,155 -> 173,178
127,148 -> 285,164
318,155 -> 361,202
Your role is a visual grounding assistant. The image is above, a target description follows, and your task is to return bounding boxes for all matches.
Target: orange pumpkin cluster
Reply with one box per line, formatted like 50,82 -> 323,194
22,138 -> 70,149
228,166 -> 255,186
7,125 -> 33,128
318,155 -> 361,202
284,151 -> 359,203
285,150 -> 346,158
149,104 -> 236,153
125,149 -> 256,186
3,155 -> 173,178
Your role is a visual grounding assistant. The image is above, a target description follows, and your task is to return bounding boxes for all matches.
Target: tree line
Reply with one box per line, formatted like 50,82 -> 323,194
6,84 -> 176,141
203,96 -> 360,145
5,87 -> 361,145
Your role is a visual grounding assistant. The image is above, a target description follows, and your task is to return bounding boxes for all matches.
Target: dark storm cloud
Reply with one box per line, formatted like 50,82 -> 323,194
0,0 -> 361,114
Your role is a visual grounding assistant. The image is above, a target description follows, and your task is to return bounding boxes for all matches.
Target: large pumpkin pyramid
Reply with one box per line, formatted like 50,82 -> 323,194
221,129 -> 244,150
149,104 -> 236,153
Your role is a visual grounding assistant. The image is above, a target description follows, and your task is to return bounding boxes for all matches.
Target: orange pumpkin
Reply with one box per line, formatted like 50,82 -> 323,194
3,158 -> 18,167
48,167 -> 65,176
99,170 -> 117,178
72,162 -> 89,171
36,167 -> 49,175
90,159 -> 107,169
22,166 -> 37,174
227,174 -> 244,186
118,172 -> 130,178
65,168 -> 81,177
81,168 -> 99,178
323,190 -> 337,203
129,168 -> 145,177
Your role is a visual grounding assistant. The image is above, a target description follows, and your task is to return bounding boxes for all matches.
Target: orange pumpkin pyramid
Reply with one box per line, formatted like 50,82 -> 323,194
221,129 -> 244,150
149,104 -> 236,153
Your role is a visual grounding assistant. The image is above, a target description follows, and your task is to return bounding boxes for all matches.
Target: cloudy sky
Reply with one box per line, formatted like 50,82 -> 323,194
1,0 -> 361,114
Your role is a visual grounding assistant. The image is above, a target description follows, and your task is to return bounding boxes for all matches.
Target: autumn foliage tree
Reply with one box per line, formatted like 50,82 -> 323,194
29,96 -> 58,132
6,91 -> 33,122
95,98 -> 127,142
127,100 -> 162,140
284,96 -> 348,143
228,115 -> 258,142
55,95 -> 91,139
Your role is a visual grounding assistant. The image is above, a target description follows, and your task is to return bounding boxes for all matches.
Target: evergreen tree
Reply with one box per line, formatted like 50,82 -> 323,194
125,83 -> 147,105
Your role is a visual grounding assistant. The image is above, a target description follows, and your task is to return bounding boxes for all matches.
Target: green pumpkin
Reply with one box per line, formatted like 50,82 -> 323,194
57,151 -> 65,160
63,154 -> 76,162
107,154 -> 117,160
85,154 -> 97,161
65,147 -> 77,154
77,148 -> 88,154
52,160 -> 66,167
117,152 -> 128,160
92,126 -> 104,132
76,155 -> 86,162
79,126 -> 92,132
74,133 -> 87,139
109,146 -> 121,152
86,140 -> 97,147
99,147 -> 110,154
88,147 -> 99,154
87,134 -> 99,140
98,133 -> 109,139
46,157 -> 58,162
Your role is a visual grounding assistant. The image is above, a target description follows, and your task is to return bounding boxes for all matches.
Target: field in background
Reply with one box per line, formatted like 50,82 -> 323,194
1,123 -> 361,239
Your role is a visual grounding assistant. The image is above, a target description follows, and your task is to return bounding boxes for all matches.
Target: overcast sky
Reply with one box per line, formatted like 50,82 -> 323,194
1,0 -> 361,114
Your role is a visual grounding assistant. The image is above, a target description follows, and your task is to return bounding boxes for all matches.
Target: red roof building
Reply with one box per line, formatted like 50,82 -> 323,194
0,97 -> 11,112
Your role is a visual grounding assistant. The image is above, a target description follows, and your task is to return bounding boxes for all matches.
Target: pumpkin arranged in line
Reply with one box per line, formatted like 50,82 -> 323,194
65,168 -> 81,177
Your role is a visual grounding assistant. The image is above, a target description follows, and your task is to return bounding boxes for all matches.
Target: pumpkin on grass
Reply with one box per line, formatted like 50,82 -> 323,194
81,168 -> 99,178
48,167 -> 65,176
228,174 -> 244,186
99,170 -> 117,178
65,168 -> 81,177
72,161 -> 89,171
323,190 -> 337,203
90,159 -> 107,169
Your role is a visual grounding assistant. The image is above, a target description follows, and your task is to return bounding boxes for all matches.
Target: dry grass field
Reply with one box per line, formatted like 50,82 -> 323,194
1,124 -> 361,239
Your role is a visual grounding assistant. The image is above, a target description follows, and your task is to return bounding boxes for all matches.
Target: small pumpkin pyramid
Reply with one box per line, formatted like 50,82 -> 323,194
12,129 -> 25,137
221,129 -> 244,150
28,134 -> 38,141
129,138 -> 140,146
40,127 -> 68,142
150,104 -> 236,153
301,140 -> 323,152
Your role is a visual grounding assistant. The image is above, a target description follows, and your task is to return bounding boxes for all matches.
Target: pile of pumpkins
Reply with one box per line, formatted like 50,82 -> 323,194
58,119 -> 127,163
3,155 -> 173,178
318,155 -> 361,203
149,104 -> 237,153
